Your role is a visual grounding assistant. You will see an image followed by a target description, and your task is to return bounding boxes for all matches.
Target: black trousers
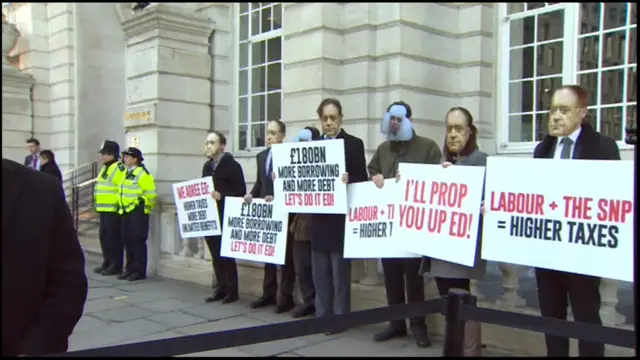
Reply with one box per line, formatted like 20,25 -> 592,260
262,231 -> 295,301
381,258 -> 426,330
205,235 -> 239,297
98,212 -> 123,270
435,277 -> 471,296
535,268 -> 604,357
121,205 -> 149,275
293,241 -> 315,305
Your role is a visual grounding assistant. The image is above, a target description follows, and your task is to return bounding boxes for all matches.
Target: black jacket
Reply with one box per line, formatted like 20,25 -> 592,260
40,161 -> 63,183
202,153 -> 247,232
310,129 -> 368,253
533,122 -> 620,160
250,148 -> 274,199
2,159 -> 88,356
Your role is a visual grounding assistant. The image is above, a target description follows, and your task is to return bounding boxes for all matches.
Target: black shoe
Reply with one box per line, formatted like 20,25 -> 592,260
221,294 -> 239,304
117,272 -> 132,280
411,328 -> 432,348
291,304 -> 315,319
374,326 -> 407,342
274,298 -> 295,314
205,292 -> 226,303
249,295 -> 276,309
101,265 -> 122,276
127,273 -> 146,282
93,265 -> 107,274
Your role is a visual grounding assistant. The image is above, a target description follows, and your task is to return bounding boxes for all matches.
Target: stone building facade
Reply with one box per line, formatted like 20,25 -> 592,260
2,3 -> 635,355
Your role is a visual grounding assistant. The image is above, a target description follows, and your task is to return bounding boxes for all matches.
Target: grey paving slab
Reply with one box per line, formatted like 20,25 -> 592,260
88,278 -> 113,288
136,298 -> 198,313
147,311 -> 209,328
83,297 -> 128,313
74,315 -> 109,332
87,286 -> 127,300
69,319 -> 170,351
180,303 -> 252,321
181,348 -> 255,357
245,308 -> 295,323
117,330 -> 186,345
116,280 -> 168,292
118,288 -> 183,304
174,315 -> 267,335
239,336 -> 311,357
92,305 -> 157,322
292,335 -> 409,357
275,352 -> 301,357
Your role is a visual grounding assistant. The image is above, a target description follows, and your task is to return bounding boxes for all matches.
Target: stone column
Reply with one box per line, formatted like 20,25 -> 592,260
2,68 -> 35,163
120,4 -> 214,277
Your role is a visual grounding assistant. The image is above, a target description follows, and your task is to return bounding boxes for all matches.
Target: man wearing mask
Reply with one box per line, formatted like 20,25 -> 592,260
118,147 -> 157,282
203,130 -> 246,304
244,119 -> 296,314
367,101 -> 442,348
94,140 -> 126,276
533,85 -> 620,357
310,98 -> 368,335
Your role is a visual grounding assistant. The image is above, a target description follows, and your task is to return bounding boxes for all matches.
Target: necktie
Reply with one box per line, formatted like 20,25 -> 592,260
265,150 -> 272,174
560,137 -> 574,159
32,155 -> 37,168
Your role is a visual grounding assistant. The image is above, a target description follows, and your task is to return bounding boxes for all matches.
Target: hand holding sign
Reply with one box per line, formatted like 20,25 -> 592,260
244,194 -> 253,204
265,195 -> 274,203
442,162 -> 453,168
372,174 -> 384,189
341,173 -> 349,184
211,191 -> 221,201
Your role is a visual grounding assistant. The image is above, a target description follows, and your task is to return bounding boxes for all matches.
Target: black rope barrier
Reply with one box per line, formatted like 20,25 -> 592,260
54,298 -> 443,357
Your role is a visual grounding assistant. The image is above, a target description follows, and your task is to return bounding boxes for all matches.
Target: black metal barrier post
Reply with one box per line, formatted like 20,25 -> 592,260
71,186 -> 79,230
624,122 -> 636,354
442,289 -> 476,357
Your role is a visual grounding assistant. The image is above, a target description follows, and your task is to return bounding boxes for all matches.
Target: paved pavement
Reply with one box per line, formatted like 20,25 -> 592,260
72,261 -> 515,357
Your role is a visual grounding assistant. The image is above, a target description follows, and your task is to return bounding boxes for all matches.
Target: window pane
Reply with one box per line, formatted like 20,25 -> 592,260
507,3 -> 525,15
251,10 -> 260,36
267,37 -> 282,63
239,97 -> 248,123
579,3 -> 599,34
509,47 -> 535,80
526,3 -> 545,11
267,92 -> 281,122
627,105 -> 637,129
628,28 -> 636,64
240,14 -> 249,41
536,42 -> 563,76
508,114 -> 534,142
251,65 -> 266,93
601,68 -> 625,104
509,80 -> 534,113
600,106 -> 623,140
251,3 -> 260,11
585,108 -> 598,129
239,42 -> 249,69
535,112 -> 548,141
536,76 -> 562,112
578,72 -> 599,106
250,122 -> 266,148
631,3 -> 637,25
627,67 -> 637,102
252,41 -> 266,65
239,69 -> 248,96
273,3 -> 282,30
240,3 -> 249,14
509,17 -> 535,47
251,94 -> 265,123
537,10 -> 563,42
603,30 -> 626,67
261,6 -> 272,33
603,3 -> 626,31
238,124 -> 248,151
578,35 -> 600,71
266,63 -> 281,91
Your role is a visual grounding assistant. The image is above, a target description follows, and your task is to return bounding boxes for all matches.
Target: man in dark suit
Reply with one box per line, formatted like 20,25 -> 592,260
2,159 -> 88,356
310,98 -> 368,335
533,85 -> 620,357
24,137 -> 41,170
245,119 -> 297,314
39,149 -> 63,183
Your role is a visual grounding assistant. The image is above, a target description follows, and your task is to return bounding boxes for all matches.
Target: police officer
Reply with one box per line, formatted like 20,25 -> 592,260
94,140 -> 126,276
117,147 -> 157,282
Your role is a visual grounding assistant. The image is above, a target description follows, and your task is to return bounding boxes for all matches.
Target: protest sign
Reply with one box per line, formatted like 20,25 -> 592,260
344,179 -> 420,258
481,157 -> 634,282
220,197 -> 289,265
271,139 -> 347,214
393,163 -> 486,266
172,177 -> 221,238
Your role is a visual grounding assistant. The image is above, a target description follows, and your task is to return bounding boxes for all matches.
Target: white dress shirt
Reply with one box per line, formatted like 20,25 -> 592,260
553,127 -> 582,160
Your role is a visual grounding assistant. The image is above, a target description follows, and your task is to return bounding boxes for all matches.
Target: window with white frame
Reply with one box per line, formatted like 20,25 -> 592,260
237,3 -> 283,151
499,3 -> 637,150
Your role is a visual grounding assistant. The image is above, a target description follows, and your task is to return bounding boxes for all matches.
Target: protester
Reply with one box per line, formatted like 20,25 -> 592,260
532,85 -> 620,357
203,130 -> 246,304
418,106 -> 487,356
288,126 -> 322,318
2,158 -> 88,356
118,147 -> 157,282
94,140 -> 126,276
38,149 -> 63,183
368,101 -> 441,348
245,119 -> 296,313
24,137 -> 41,170
310,98 -> 368,334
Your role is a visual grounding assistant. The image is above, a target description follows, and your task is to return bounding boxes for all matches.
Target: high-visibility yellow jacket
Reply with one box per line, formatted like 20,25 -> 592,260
118,166 -> 157,215
94,161 -> 126,213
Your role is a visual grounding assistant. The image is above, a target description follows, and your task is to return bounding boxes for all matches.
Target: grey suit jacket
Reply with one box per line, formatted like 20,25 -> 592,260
420,149 -> 488,280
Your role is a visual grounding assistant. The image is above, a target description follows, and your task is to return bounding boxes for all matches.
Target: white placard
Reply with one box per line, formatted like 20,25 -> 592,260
220,197 -> 289,265
172,177 -> 221,238
271,139 -> 348,214
481,157 -> 634,282
344,179 -> 420,258
393,163 -> 486,267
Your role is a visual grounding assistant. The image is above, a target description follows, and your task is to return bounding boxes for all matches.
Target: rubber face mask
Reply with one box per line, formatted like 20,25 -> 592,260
380,104 -> 414,141
294,128 -> 313,142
